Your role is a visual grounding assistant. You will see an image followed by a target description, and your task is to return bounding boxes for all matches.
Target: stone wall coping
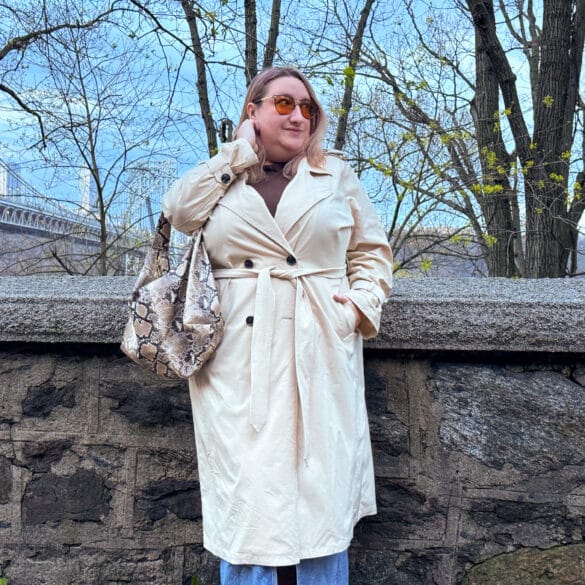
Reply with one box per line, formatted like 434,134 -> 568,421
0,275 -> 583,352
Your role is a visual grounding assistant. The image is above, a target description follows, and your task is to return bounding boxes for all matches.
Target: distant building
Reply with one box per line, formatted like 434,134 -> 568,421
79,167 -> 98,213
394,226 -> 487,278
577,232 -> 585,275
122,160 -> 177,232
0,162 -> 23,197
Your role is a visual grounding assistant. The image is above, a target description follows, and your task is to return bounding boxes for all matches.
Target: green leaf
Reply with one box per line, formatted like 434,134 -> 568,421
420,258 -> 433,273
342,66 -> 355,80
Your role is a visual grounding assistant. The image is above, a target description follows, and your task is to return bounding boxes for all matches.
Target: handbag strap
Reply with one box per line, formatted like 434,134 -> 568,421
133,212 -> 195,291
153,212 -> 172,252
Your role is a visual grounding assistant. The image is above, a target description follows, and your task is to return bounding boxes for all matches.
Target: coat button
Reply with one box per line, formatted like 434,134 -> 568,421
245,315 -> 254,325
244,259 -> 254,268
221,173 -> 231,184
286,255 -> 297,265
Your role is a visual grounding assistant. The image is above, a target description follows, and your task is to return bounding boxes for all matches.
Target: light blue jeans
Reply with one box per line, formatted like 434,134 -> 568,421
219,550 -> 348,585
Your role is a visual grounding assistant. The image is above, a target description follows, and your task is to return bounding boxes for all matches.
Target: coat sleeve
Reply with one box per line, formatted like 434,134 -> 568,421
339,160 -> 393,340
162,139 -> 258,235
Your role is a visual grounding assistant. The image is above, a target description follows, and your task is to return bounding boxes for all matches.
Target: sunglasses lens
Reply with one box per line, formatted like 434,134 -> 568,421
299,102 -> 313,119
271,95 -> 315,119
274,96 -> 295,115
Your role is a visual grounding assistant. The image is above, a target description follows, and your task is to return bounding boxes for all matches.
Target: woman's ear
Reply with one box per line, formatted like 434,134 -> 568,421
246,102 -> 257,119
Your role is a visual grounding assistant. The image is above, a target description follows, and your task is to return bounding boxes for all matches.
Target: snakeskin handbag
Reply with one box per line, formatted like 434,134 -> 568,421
121,212 -> 224,379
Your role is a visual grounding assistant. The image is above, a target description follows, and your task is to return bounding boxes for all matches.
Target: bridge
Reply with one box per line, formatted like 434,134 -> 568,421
0,158 -> 181,275
0,159 -> 102,242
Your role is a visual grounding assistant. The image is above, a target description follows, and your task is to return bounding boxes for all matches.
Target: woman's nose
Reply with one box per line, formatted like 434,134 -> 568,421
289,105 -> 305,121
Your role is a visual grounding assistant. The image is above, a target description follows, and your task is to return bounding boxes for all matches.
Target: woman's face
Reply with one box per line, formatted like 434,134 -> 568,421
247,76 -> 312,163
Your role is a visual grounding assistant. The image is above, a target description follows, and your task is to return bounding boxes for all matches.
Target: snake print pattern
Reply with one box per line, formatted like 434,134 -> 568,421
121,214 -> 224,379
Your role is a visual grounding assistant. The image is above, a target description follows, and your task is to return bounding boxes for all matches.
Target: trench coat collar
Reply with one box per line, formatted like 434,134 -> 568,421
276,159 -> 333,237
218,158 -> 334,251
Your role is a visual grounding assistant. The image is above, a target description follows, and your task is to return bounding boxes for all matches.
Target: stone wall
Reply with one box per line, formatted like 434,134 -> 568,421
0,230 -> 103,276
0,276 -> 584,585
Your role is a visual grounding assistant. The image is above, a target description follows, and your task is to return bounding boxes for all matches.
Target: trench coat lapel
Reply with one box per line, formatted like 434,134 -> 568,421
218,182 -> 293,253
275,161 -> 333,237
218,161 -> 333,251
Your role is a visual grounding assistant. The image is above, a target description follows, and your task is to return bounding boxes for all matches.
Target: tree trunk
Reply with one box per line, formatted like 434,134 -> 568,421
334,0 -> 376,151
525,0 -> 575,277
469,0 -> 518,277
244,0 -> 258,84
468,0 -> 585,277
262,0 -> 281,70
180,0 -> 217,156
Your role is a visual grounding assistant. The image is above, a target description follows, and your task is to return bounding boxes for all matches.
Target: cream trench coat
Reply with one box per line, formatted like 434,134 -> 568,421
162,139 -> 393,567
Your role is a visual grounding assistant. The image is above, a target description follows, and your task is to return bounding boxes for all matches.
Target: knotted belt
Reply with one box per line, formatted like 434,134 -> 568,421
213,265 -> 346,460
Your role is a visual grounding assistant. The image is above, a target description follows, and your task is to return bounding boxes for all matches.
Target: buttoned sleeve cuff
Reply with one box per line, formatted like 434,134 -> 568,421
206,139 -> 258,188
345,282 -> 391,340
162,139 -> 258,234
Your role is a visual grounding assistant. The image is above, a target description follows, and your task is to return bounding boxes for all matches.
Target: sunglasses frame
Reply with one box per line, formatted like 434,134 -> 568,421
254,94 -> 317,120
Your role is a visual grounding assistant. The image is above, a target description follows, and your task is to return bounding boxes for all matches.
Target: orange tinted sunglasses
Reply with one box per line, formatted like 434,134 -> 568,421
255,94 -> 317,120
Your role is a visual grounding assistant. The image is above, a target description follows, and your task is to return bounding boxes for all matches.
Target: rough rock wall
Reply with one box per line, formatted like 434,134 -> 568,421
0,276 -> 584,585
0,346 -> 215,585
356,353 -> 585,584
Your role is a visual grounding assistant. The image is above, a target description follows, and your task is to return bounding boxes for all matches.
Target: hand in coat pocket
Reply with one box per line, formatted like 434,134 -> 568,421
332,294 -> 364,333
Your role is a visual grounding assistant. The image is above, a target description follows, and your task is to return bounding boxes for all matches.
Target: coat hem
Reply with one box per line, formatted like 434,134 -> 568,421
355,505 -> 377,526
203,509 -> 378,567
205,540 -> 349,567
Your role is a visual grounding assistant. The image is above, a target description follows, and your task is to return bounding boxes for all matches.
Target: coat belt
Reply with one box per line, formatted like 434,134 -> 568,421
213,265 -> 346,461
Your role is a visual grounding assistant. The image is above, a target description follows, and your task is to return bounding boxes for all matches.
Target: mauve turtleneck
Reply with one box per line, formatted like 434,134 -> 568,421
249,163 -> 291,217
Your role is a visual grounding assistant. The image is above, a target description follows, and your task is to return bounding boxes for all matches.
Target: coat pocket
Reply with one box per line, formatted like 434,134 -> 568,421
333,299 -> 358,341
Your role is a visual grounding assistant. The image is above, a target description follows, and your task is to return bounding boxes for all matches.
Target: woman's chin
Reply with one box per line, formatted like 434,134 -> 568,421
270,145 -> 304,162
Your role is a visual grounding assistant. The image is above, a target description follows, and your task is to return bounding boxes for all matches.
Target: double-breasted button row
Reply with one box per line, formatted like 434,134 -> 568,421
242,256 -> 297,327
244,257 -> 296,268
221,173 -> 231,184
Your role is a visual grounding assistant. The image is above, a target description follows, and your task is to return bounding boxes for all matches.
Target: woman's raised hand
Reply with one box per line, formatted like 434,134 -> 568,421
235,119 -> 258,152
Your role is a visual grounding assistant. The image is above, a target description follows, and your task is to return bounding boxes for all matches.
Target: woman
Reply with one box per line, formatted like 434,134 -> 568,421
163,66 -> 393,585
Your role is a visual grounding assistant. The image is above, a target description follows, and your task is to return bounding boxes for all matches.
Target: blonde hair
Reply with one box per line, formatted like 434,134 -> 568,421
236,67 -> 327,182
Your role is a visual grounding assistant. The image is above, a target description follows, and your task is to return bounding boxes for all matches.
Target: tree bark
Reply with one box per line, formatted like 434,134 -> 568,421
180,0 -> 217,156
470,0 -> 518,277
262,0 -> 281,70
244,0 -> 258,84
334,0 -> 376,151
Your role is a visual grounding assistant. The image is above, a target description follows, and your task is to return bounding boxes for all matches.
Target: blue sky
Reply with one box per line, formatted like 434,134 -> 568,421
1,0 -> 582,237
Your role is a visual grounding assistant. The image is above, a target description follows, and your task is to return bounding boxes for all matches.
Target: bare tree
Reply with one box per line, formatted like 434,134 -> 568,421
343,0 -> 585,277
1,6 -> 176,275
9,0 -> 581,279
333,0 -> 376,151
1,0 -> 291,275
179,0 -> 219,155
262,0 -> 282,69
289,0 -> 485,275
131,0 -> 284,155
467,0 -> 585,277
0,1 -> 121,147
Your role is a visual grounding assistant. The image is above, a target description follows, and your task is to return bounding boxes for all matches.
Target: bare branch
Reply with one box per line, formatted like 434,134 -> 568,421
262,0 -> 281,70
334,0 -> 376,151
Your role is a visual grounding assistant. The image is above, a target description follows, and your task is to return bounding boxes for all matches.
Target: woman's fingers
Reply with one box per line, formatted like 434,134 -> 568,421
332,294 -> 364,328
235,119 -> 258,151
